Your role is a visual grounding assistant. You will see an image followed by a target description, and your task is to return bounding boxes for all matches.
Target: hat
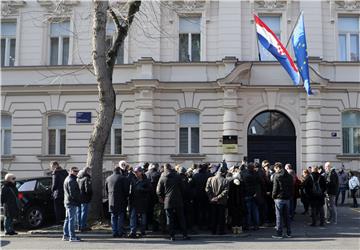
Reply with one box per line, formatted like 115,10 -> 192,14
119,160 -> 127,170
134,166 -> 143,173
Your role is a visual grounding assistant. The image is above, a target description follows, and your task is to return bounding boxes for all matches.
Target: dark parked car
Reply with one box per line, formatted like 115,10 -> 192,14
14,177 -> 54,229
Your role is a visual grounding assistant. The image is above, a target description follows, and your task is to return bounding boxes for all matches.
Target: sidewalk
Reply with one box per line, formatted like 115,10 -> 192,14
24,204 -> 360,239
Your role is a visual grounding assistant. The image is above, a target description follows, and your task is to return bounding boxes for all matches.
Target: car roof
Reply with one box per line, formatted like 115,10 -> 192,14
16,176 -> 52,182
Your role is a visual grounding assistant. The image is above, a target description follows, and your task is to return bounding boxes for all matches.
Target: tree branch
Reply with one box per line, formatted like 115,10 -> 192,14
107,0 -> 141,68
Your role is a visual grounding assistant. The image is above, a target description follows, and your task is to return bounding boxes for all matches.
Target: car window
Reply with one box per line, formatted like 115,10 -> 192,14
37,178 -> 52,191
18,180 -> 37,192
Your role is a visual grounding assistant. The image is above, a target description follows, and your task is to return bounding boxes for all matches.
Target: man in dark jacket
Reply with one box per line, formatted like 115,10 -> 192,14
63,166 -> 81,242
324,162 -> 339,224
129,166 -> 151,238
51,161 -> 68,224
271,162 -> 294,239
242,162 -> 261,230
77,167 -> 92,231
305,166 -> 327,226
1,173 -> 19,235
190,163 -> 211,229
145,163 -> 161,231
106,165 -> 130,237
156,163 -> 190,241
205,164 -> 229,235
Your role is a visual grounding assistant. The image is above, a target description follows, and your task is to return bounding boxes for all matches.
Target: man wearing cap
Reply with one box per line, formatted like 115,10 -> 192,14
63,166 -> 81,242
106,164 -> 130,237
1,173 -> 20,235
205,164 -> 229,235
128,166 -> 151,238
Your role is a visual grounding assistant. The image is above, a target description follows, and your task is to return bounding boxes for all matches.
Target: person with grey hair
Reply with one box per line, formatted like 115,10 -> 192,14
1,173 -> 19,235
77,167 -> 93,231
324,162 -> 339,224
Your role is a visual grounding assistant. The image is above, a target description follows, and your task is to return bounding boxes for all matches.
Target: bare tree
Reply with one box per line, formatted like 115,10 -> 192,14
88,0 -> 141,219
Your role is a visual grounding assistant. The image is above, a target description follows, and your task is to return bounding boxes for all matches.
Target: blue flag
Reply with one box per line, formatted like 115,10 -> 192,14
291,13 -> 312,95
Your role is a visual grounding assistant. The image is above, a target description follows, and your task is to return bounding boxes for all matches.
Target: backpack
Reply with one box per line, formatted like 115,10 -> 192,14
310,175 -> 322,196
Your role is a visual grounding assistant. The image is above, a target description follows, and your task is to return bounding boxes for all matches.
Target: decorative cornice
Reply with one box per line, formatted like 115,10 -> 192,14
169,0 -> 206,12
1,1 -> 26,17
254,0 -> 288,10
37,0 -> 79,18
334,0 -> 360,10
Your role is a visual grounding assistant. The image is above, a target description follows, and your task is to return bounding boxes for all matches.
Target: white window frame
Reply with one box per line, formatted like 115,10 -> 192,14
1,115 -> 12,155
1,21 -> 17,67
105,114 -> 122,155
337,16 -> 360,61
179,112 -> 200,154
178,15 -> 202,62
47,114 -> 66,155
49,20 -> 70,65
342,111 -> 360,154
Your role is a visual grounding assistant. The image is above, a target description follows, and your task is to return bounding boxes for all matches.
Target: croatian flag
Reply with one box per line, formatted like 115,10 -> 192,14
254,14 -> 300,85
291,13 -> 313,95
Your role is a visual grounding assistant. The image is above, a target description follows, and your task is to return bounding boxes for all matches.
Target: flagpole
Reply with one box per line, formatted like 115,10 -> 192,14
285,10 -> 303,49
253,13 -> 262,61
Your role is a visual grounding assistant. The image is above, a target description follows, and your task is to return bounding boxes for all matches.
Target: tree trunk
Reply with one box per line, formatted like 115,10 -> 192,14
87,0 -> 141,220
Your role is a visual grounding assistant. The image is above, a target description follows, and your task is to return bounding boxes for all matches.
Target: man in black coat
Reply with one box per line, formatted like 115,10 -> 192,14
51,161 -> 68,224
305,166 -> 327,226
77,167 -> 92,231
1,173 -> 19,235
156,163 -> 190,241
63,166 -> 81,242
128,166 -> 151,238
324,162 -> 339,224
190,163 -> 211,229
145,163 -> 161,231
242,162 -> 261,230
271,162 -> 294,239
105,165 -> 130,237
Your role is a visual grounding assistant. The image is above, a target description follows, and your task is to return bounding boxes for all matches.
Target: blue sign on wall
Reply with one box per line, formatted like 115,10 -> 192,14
76,112 -> 92,123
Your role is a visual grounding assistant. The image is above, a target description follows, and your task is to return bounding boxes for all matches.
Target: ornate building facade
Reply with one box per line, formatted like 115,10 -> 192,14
1,0 -> 360,177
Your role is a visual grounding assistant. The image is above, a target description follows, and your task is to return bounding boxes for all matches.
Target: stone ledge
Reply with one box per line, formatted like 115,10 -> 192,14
170,154 -> 206,160
103,154 -> 127,160
1,155 -> 15,161
36,155 -> 71,161
336,154 -> 360,160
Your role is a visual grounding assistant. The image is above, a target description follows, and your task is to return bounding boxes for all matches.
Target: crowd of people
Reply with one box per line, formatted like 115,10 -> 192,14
1,159 -> 360,242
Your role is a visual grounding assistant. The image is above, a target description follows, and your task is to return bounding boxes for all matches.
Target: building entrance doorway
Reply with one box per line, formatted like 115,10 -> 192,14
247,110 -> 296,169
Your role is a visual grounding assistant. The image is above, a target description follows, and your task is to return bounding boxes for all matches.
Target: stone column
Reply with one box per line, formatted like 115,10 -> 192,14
222,88 -> 239,165
138,108 -> 154,164
305,91 -> 322,167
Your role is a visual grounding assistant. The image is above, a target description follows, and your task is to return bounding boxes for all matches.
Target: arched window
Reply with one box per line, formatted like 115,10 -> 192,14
342,111 -> 360,154
48,114 -> 66,155
248,111 -> 295,136
179,112 -> 199,154
1,114 -> 12,155
105,114 -> 122,155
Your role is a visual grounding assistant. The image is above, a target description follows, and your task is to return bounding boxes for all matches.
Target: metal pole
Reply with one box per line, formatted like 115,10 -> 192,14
285,11 -> 303,49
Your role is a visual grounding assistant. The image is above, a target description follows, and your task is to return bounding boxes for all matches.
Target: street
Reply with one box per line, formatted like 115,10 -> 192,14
1,206 -> 359,250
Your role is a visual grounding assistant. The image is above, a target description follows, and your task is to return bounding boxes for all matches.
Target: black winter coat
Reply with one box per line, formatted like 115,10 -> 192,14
191,169 -> 212,201
272,169 -> 294,200
77,171 -> 92,204
304,172 -> 327,206
106,169 -> 130,213
156,170 -> 184,209
52,168 -> 68,200
129,176 -> 151,213
64,174 -> 81,207
242,169 -> 260,197
1,182 -> 19,218
146,169 -> 161,195
326,169 -> 339,195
